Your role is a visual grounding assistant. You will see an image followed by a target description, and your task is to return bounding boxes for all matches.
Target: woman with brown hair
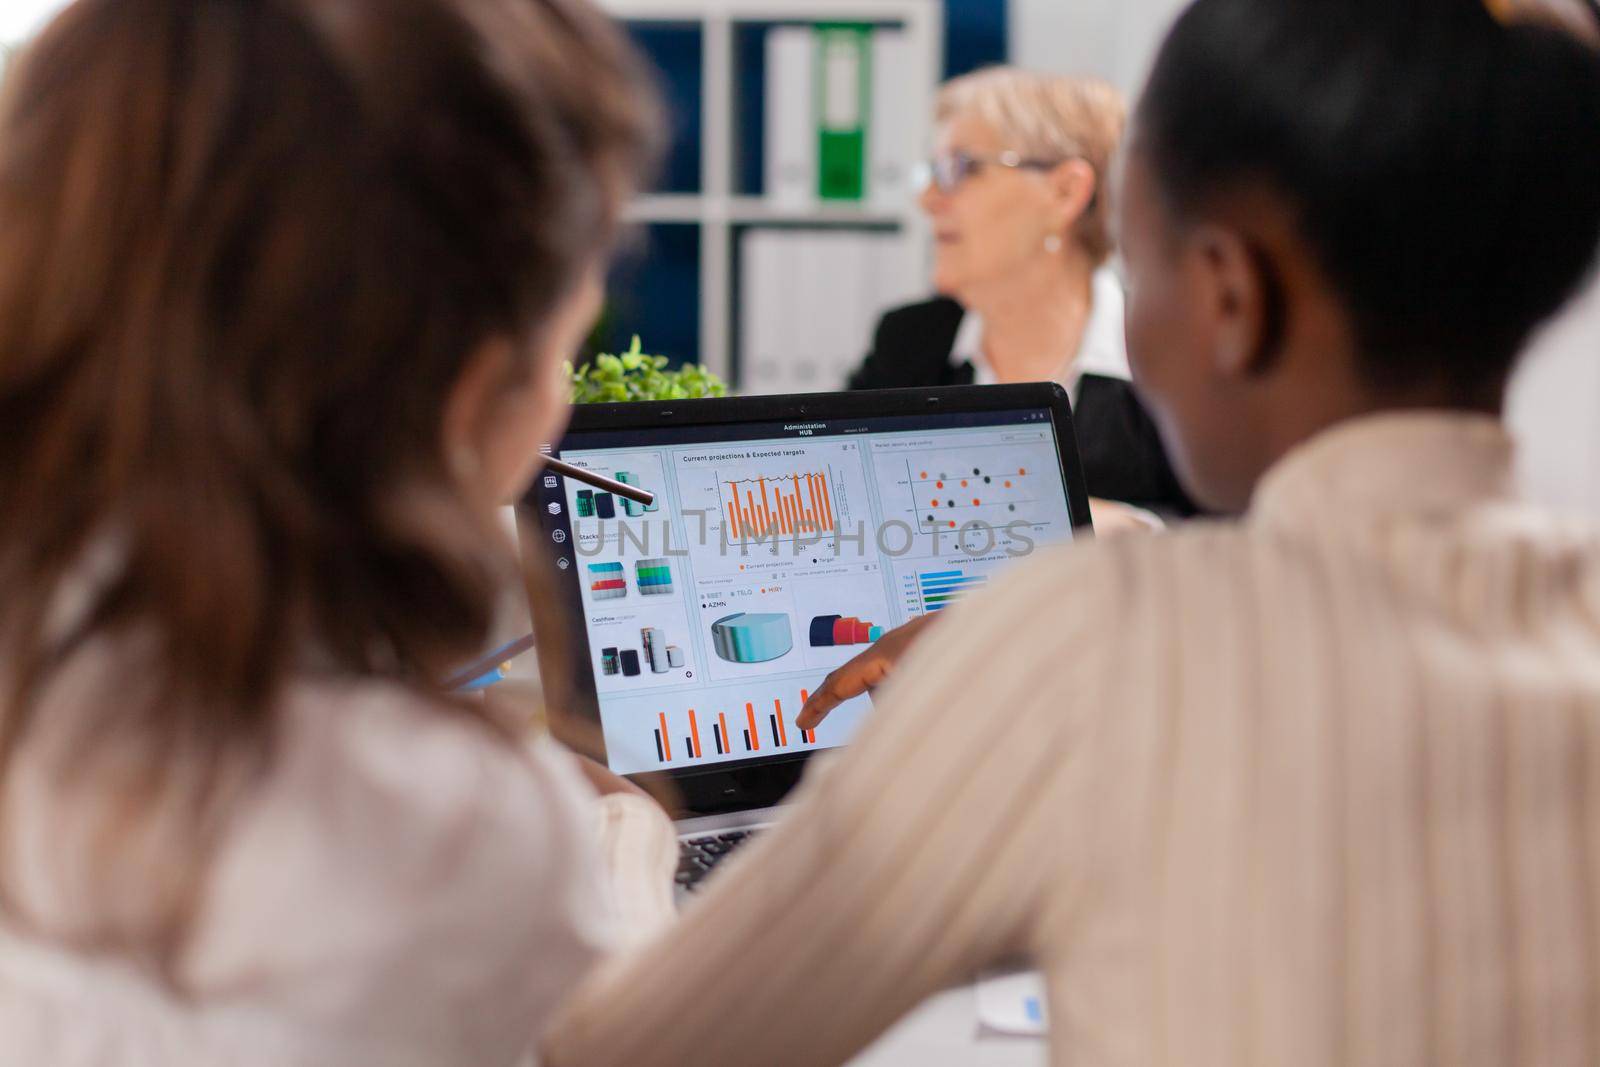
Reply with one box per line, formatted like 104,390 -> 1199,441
0,0 -> 671,1062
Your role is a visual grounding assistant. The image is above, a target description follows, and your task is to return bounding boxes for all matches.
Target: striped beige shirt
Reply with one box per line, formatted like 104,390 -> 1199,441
544,412 -> 1600,1067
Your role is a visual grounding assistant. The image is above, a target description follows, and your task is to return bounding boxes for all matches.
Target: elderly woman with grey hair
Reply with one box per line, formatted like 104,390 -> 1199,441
852,67 -> 1194,516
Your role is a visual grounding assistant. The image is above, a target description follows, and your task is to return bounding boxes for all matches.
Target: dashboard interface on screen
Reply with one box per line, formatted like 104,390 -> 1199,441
535,407 -> 1079,775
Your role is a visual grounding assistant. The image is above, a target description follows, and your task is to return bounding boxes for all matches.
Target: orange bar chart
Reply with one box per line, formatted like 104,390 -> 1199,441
654,712 -> 671,762
652,689 -> 822,763
723,470 -> 836,540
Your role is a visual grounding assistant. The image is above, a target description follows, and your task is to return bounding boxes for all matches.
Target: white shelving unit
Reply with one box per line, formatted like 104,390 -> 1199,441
602,0 -> 944,388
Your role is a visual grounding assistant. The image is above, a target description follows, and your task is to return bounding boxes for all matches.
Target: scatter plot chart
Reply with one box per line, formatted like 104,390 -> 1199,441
897,451 -> 1044,534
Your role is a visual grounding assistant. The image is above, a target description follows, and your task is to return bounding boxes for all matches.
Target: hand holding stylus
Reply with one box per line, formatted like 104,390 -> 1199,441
795,613 -> 942,730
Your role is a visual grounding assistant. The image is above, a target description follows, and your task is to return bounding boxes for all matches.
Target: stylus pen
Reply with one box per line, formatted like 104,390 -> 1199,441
543,456 -> 655,507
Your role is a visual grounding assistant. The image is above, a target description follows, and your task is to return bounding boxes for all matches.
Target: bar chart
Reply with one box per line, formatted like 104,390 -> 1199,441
916,568 -> 988,612
672,442 -> 867,574
588,561 -> 626,600
718,469 -> 838,541
561,452 -> 665,525
635,558 -> 675,596
615,471 -> 658,518
649,690 -> 819,766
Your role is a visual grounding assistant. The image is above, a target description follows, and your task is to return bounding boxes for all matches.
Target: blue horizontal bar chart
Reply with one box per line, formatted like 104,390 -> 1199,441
917,569 -> 988,612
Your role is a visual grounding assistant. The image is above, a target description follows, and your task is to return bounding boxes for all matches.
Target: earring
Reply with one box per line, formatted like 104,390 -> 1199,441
1043,234 -> 1064,254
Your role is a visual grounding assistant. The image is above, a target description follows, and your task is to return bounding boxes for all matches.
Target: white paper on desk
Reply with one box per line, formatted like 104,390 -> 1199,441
974,968 -> 1049,1037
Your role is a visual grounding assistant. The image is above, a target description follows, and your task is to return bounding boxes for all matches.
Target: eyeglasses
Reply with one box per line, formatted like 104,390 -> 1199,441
912,151 -> 1068,194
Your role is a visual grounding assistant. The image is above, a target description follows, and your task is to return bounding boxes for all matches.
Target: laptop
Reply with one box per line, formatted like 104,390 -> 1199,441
524,384 -> 1093,894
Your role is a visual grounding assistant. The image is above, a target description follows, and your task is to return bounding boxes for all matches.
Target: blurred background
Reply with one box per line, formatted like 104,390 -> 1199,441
3,0 -> 1595,516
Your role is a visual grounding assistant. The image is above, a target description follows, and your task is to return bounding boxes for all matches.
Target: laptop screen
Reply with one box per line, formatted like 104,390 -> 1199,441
534,401 -> 1084,777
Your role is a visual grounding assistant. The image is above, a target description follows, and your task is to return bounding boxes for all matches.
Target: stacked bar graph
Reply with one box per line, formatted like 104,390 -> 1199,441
588,562 -> 626,600
635,558 -> 674,596
917,569 -> 988,612
639,628 -> 685,674
616,471 -> 658,517
720,469 -> 837,541
602,628 -> 685,681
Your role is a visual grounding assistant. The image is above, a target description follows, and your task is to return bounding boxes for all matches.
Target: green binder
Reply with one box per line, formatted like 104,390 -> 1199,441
815,24 -> 871,202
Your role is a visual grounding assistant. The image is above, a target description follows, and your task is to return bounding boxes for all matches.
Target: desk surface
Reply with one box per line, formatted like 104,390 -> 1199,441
848,986 -> 1048,1067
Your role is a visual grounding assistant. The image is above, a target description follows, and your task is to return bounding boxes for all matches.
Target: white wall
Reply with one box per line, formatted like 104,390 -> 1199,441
1010,0 -> 1600,516
1011,0 -> 1188,94
1,0 -> 70,45
1508,277 -> 1600,518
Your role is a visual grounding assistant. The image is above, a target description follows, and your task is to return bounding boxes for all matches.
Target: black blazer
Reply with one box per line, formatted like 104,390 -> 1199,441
850,297 -> 1197,516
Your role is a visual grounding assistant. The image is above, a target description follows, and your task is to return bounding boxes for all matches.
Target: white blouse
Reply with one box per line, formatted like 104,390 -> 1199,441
0,672 -> 676,1067
544,413 -> 1600,1067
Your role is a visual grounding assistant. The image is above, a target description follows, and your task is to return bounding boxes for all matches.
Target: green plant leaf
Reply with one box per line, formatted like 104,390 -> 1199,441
567,336 -> 729,404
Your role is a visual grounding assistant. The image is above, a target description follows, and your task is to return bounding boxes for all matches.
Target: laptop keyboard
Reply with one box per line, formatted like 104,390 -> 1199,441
676,830 -> 755,893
